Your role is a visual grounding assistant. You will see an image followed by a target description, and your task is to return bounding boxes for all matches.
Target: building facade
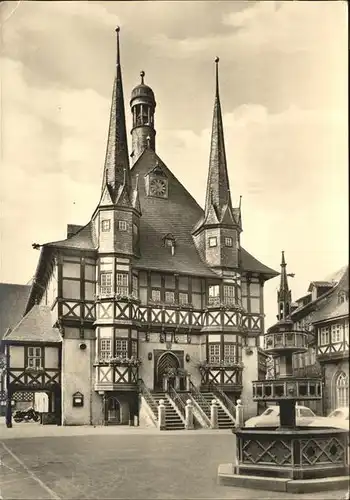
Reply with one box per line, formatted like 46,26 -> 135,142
3,29 -> 278,427
291,266 -> 349,415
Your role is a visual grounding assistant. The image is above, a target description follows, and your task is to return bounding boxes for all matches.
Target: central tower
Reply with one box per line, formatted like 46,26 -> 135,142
130,71 -> 156,164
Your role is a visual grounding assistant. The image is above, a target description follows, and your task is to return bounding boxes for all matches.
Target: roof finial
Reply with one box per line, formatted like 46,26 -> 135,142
140,70 -> 145,85
115,26 -> 120,65
281,250 -> 286,266
239,195 -> 242,209
215,56 -> 220,97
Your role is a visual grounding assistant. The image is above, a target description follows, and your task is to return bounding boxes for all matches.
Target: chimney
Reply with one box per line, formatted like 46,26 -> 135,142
67,224 -> 83,239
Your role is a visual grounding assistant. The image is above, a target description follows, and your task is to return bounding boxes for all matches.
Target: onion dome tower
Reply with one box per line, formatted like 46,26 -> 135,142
218,251 -> 349,494
130,70 -> 156,164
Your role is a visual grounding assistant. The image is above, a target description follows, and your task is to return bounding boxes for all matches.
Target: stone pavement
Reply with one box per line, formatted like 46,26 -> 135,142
0,420 -> 348,499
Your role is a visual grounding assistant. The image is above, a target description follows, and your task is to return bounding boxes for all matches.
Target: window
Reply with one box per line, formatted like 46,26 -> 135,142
208,285 -> 220,305
27,347 -> 42,369
151,289 -> 161,302
208,237 -> 217,248
100,272 -> 112,295
165,291 -> 175,304
224,344 -> 236,363
319,326 -> 329,345
345,321 -> 349,343
115,339 -> 128,358
336,372 -> 349,408
118,221 -> 128,231
208,344 -> 220,364
225,237 -> 233,247
131,341 -> 137,356
223,285 -> 235,305
100,339 -> 112,359
331,324 -> 342,343
179,293 -> 188,305
116,273 -> 128,296
132,275 -> 138,298
101,220 -> 111,232
298,408 -> 315,418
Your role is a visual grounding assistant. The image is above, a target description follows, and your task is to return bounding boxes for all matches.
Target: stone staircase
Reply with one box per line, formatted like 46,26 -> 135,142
193,392 -> 236,429
152,392 -> 185,430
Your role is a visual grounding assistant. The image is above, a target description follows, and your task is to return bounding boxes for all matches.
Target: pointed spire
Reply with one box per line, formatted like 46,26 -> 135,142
101,27 -> 130,199
204,57 -> 231,220
277,250 -> 292,320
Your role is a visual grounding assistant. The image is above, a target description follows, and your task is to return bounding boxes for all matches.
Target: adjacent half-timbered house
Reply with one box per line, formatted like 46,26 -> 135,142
2,305 -> 62,425
0,283 -> 31,415
4,29 -> 279,427
291,266 -> 349,415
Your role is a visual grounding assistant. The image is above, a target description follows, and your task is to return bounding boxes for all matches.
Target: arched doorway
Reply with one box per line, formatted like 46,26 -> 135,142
106,396 -> 121,425
156,352 -> 179,391
335,372 -> 349,408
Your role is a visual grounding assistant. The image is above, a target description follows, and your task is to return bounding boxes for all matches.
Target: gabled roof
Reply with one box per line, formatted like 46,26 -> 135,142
3,305 -> 62,343
0,283 -> 31,342
292,266 -> 348,321
312,266 -> 349,324
131,148 -> 278,278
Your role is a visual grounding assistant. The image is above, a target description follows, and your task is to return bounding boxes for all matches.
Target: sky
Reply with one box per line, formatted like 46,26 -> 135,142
0,0 -> 348,328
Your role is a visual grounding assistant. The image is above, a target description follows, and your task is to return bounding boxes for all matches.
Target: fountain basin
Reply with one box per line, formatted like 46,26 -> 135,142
218,426 -> 349,493
252,377 -> 322,401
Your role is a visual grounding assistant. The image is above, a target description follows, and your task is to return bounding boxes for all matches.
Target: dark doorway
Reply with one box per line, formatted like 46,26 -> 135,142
106,396 -> 121,424
155,351 -> 180,390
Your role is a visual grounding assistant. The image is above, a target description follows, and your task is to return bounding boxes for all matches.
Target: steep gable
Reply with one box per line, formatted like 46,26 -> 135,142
3,305 -> 62,344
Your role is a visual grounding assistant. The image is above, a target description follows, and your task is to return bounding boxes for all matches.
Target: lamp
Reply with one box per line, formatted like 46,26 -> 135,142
148,352 -> 152,361
185,354 -> 190,363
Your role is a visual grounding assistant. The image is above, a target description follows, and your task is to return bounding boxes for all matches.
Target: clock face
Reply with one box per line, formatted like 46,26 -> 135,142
150,178 -> 167,198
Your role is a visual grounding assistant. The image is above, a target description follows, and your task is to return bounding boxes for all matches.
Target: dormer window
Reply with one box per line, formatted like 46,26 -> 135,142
225,237 -> 233,247
209,237 -> 217,248
118,221 -> 128,232
163,233 -> 176,255
101,220 -> 111,232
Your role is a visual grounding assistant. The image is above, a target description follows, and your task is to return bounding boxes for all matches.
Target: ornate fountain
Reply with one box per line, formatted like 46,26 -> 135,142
218,252 -> 349,494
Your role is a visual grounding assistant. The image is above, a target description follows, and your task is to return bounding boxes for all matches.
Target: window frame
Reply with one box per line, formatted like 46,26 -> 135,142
100,271 -> 113,296
118,220 -> 128,232
224,237 -> 233,247
208,237 -> 217,248
208,343 -> 221,364
116,273 -> 129,296
27,347 -> 43,369
99,339 -> 112,360
115,338 -> 128,358
101,219 -> 111,232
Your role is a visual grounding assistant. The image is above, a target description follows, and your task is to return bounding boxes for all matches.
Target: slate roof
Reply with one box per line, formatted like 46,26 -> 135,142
0,283 -> 31,342
130,149 -> 278,278
36,150 -> 277,279
3,305 -> 62,343
291,266 -> 349,321
46,222 -> 95,251
312,266 -> 349,324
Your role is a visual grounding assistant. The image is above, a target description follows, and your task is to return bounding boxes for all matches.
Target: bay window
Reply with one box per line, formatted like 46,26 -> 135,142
100,272 -> 112,296
208,285 -> 220,305
100,339 -> 112,360
208,344 -> 220,364
115,339 -> 128,358
116,273 -> 128,296
223,285 -> 235,305
224,344 -> 236,363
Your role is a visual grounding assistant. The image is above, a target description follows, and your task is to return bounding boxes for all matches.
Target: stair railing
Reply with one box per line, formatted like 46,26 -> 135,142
138,378 -> 158,420
209,382 -> 236,417
169,386 -> 186,418
189,380 -> 211,417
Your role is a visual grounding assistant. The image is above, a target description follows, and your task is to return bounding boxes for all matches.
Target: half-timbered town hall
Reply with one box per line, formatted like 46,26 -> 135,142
3,28 -> 278,428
